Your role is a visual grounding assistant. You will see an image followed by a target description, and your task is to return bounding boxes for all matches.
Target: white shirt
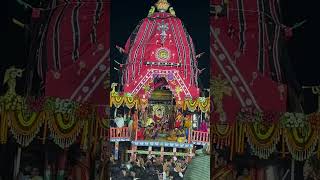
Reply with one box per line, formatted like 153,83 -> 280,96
114,117 -> 124,128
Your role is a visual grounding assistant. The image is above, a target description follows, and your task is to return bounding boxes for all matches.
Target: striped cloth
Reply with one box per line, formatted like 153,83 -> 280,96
183,149 -> 210,180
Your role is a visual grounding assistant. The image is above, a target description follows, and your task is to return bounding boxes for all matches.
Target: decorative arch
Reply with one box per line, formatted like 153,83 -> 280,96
124,69 -> 199,100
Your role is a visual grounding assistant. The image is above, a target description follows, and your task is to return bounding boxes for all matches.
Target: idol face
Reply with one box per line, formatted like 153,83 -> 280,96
156,109 -> 164,118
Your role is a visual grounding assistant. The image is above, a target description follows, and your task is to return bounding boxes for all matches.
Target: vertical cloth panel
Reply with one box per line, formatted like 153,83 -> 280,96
45,0 -> 110,106
210,0 -> 287,122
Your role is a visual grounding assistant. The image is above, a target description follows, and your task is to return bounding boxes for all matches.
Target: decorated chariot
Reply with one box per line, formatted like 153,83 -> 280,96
109,0 -> 210,161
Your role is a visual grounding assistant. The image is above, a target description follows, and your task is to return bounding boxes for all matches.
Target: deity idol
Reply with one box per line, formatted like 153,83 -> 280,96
175,112 -> 183,129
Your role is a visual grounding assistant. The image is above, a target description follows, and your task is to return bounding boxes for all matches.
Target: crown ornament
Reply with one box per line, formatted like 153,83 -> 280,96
155,0 -> 170,12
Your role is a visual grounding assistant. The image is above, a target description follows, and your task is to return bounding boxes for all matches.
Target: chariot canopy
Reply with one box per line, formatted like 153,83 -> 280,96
120,0 -> 200,100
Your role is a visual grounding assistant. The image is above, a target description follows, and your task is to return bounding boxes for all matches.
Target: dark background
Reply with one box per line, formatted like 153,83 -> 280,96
280,0 -> 319,113
110,0 -> 210,89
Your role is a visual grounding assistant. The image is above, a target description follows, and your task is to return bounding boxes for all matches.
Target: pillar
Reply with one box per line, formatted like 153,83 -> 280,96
131,145 -> 137,161
114,141 -> 119,160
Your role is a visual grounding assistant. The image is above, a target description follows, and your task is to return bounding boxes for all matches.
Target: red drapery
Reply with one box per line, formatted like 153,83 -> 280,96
210,0 -> 287,122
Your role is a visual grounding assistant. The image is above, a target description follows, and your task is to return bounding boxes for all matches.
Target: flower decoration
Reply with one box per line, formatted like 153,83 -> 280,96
0,94 -> 26,111
280,112 -> 307,128
44,98 -> 77,114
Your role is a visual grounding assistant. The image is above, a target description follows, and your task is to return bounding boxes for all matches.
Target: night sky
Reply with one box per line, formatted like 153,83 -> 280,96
281,0 -> 318,113
3,0 -> 318,110
281,0 -> 318,84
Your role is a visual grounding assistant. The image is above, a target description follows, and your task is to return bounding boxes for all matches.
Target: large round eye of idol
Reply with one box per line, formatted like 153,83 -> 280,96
156,47 -> 171,61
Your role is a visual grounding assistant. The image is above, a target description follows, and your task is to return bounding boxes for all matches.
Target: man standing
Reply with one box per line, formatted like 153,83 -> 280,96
30,167 -> 43,180
212,154 -> 235,180
183,145 -> 210,180
69,153 -> 89,180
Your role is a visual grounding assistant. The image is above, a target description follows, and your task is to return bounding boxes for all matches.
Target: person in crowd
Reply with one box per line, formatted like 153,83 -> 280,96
237,168 -> 251,180
114,111 -> 125,128
30,167 -> 43,180
130,170 -> 138,180
184,145 -> 210,180
110,154 -> 191,180
16,169 -> 24,180
20,165 -> 32,180
199,120 -> 208,132
172,162 -> 185,179
69,153 -> 89,180
212,154 -> 235,180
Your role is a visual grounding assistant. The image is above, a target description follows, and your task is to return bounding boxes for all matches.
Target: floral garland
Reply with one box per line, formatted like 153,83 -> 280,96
197,97 -> 210,113
284,126 -> 319,161
110,95 -> 124,108
212,123 -> 234,148
9,111 -> 45,147
0,94 -> 27,112
45,98 -> 77,114
280,112 -> 307,128
246,123 -> 281,159
110,94 -> 209,112
124,94 -> 138,109
47,112 -> 84,148
183,99 -> 198,112
0,94 -> 104,148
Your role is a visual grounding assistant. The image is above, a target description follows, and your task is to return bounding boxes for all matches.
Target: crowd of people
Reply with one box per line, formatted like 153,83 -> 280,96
110,154 -> 190,180
16,166 -> 43,180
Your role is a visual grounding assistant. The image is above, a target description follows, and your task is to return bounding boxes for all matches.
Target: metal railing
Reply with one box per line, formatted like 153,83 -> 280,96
191,130 -> 210,143
110,127 -> 130,139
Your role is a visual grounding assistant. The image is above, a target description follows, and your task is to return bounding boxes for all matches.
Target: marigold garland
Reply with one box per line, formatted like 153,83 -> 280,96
246,122 -> 281,159
0,94 -> 26,111
0,93 -> 319,161
47,112 -> 84,148
124,96 -> 138,109
110,96 -> 124,108
284,125 -> 319,161
183,99 -> 198,112
212,123 -> 233,148
9,111 -> 45,147
110,94 -> 209,112
197,97 -> 210,112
